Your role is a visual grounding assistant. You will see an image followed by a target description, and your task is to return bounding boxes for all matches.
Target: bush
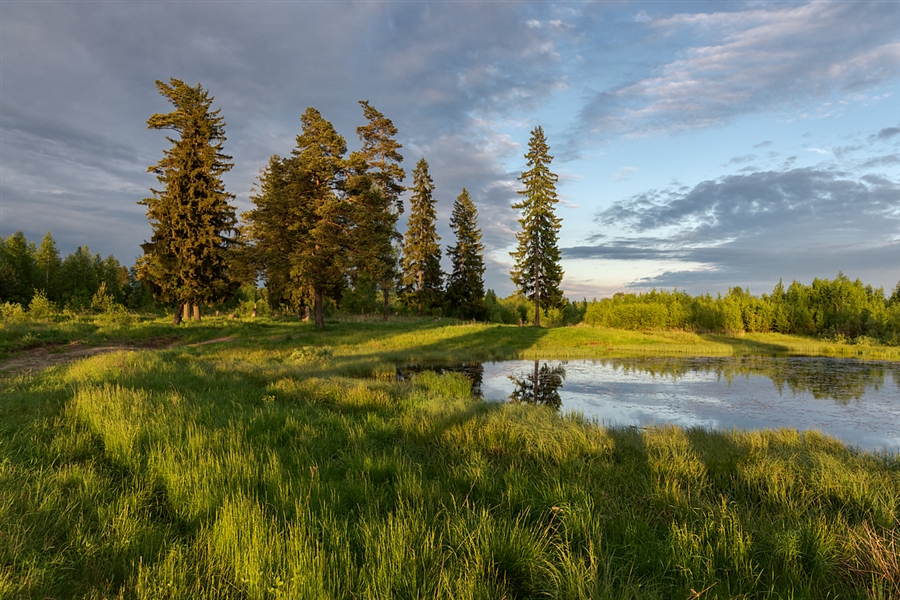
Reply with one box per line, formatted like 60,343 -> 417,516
28,290 -> 55,320
0,302 -> 26,323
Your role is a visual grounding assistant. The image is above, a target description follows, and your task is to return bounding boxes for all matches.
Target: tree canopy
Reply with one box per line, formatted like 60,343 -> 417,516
355,101 -> 405,320
510,126 -> 564,327
445,188 -> 486,320
401,158 -> 443,316
137,78 -> 238,321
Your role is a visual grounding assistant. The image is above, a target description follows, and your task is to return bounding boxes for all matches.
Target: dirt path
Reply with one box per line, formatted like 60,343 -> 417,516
0,342 -> 137,374
0,335 -> 240,376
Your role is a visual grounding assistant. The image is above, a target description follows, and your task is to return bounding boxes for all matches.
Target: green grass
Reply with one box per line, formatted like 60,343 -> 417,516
1,317 -> 899,598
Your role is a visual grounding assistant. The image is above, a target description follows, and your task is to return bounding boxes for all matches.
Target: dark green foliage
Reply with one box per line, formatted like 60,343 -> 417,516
138,78 -> 239,316
356,100 -> 405,215
0,231 -> 138,314
445,188 -> 486,320
355,101 -> 405,320
33,231 -> 62,302
581,273 -> 900,343
57,246 -> 101,309
510,126 -> 564,327
245,108 -> 357,327
401,158 -> 443,316
0,231 -> 37,305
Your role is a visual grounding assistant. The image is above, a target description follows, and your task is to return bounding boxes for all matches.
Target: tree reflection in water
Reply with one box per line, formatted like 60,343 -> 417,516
508,360 -> 566,409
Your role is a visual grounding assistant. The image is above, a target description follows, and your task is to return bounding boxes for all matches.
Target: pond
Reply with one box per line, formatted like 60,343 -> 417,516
396,357 -> 900,453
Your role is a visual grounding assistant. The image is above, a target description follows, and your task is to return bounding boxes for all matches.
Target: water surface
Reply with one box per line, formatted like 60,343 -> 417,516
398,357 -> 900,452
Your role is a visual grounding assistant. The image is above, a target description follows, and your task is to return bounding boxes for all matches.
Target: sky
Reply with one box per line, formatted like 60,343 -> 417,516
1,0 -> 898,299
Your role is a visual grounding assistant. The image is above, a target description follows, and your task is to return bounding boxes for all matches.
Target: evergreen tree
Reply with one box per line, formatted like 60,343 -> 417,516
243,155 -> 297,311
0,231 -> 36,305
289,107 -> 350,327
510,126 -> 564,327
34,231 -> 62,301
445,188 -> 487,320
356,100 -> 405,320
138,78 -> 238,323
58,246 -> 100,309
401,158 -> 443,316
245,108 -> 349,327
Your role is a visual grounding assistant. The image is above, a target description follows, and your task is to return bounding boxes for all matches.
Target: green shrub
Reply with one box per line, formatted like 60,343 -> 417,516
28,290 -> 55,320
0,301 -> 26,323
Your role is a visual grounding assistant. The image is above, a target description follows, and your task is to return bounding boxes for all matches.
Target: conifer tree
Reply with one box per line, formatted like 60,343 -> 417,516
446,188 -> 486,320
245,108 -> 349,327
0,231 -> 36,305
401,158 -> 443,316
356,101 -> 405,320
510,126 -> 564,327
290,107 -> 350,327
138,78 -> 238,323
34,231 -> 62,301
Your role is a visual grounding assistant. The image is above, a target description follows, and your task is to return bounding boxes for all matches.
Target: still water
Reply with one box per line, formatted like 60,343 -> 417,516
397,357 -> 900,453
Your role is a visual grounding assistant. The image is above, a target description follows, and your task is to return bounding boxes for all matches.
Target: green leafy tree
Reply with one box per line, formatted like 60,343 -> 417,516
34,231 -> 62,301
58,246 -> 101,309
445,188 -> 486,320
401,158 -> 443,316
510,126 -> 564,327
0,231 -> 36,305
356,100 -> 405,320
138,78 -> 238,323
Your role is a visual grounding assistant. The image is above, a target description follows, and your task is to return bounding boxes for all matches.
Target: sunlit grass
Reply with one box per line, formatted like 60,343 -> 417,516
1,318 -> 898,598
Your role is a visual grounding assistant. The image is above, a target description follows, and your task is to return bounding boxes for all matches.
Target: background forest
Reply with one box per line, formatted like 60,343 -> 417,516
3,228 -> 899,345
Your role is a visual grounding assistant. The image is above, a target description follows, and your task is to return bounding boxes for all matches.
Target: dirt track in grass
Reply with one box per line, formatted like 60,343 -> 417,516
0,336 -> 238,375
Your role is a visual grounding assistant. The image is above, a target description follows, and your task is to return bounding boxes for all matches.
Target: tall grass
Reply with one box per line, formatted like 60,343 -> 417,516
1,320 -> 898,598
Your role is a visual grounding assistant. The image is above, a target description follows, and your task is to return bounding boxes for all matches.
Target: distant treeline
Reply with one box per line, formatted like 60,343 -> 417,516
0,230 -> 154,312
578,275 -> 900,344
4,231 -> 898,344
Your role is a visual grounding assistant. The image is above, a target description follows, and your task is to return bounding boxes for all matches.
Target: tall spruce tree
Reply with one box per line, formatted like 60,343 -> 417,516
243,155 -> 298,311
446,188 -> 486,320
510,126 -> 564,327
245,108 -> 349,327
290,108 -> 350,327
356,101 -> 405,320
138,78 -> 238,323
401,158 -> 443,316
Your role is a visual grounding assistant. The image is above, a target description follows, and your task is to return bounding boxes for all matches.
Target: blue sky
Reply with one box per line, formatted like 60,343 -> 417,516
1,0 -> 898,298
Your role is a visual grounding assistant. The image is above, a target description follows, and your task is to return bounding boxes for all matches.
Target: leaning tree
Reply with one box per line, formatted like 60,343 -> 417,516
138,78 -> 238,322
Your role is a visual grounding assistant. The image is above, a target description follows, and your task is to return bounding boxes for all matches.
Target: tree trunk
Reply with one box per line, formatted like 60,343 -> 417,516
314,287 -> 325,328
173,304 -> 183,325
183,303 -> 191,322
382,286 -> 390,322
534,249 -> 541,327
193,304 -> 201,321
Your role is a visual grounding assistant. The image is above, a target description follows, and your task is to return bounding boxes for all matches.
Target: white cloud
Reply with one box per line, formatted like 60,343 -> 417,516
579,2 -> 900,138
613,166 -> 638,181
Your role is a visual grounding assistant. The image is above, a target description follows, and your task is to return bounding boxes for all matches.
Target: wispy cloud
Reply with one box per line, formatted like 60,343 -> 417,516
577,2 -> 899,139
567,154 -> 900,292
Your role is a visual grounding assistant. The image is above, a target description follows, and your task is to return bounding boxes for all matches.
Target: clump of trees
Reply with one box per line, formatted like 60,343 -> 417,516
582,274 -> 900,344
242,101 -> 491,325
0,230 -> 152,315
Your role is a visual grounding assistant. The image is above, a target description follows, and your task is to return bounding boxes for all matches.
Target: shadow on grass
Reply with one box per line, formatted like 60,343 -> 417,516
701,334 -> 791,356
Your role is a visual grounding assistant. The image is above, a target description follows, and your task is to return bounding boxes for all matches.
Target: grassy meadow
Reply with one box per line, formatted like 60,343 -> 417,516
1,316 -> 899,598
